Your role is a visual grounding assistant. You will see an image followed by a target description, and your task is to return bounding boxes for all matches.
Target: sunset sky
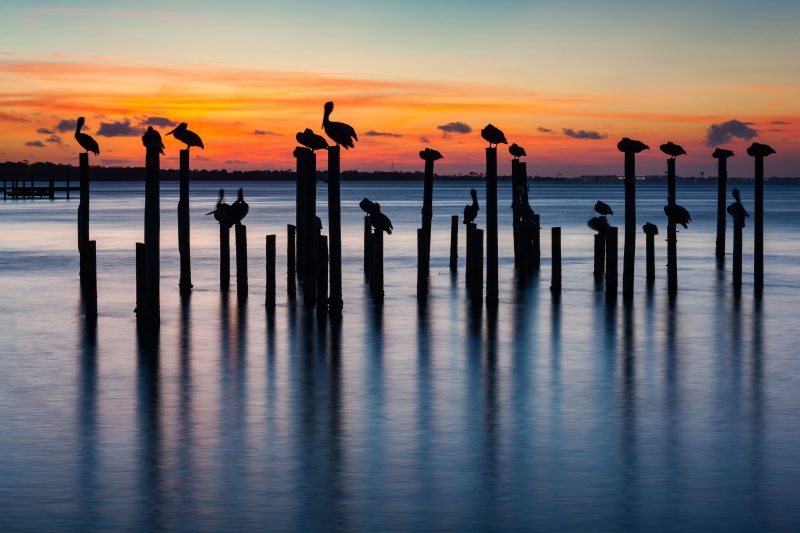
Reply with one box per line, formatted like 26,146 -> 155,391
1,0 -> 798,176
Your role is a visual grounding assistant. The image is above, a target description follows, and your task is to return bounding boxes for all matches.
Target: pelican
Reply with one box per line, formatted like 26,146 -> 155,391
642,222 -> 659,236
166,123 -> 204,150
296,128 -> 329,151
727,188 -> 749,227
359,197 -> 380,215
322,101 -> 357,149
141,126 -> 164,155
359,197 -> 392,234
617,137 -> 649,154
594,200 -> 613,216
509,143 -> 526,159
664,197 -> 692,229
206,189 -> 230,225
226,188 -> 249,227
746,142 -> 776,158
419,148 -> 443,161
712,148 -> 734,159
587,215 -> 611,233
659,141 -> 687,159
74,117 -> 99,156
481,124 -> 507,147
463,188 -> 479,225
513,196 -> 537,223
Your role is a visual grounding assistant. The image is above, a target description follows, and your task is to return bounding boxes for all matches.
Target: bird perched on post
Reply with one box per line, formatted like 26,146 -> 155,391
712,148 -> 734,160
141,126 -> 165,155
617,137 -> 649,153
359,197 -> 392,234
594,200 -> 613,216
166,123 -> 203,151
226,188 -> 249,227
463,188 -> 479,224
206,189 -> 230,224
747,143 -> 776,158
642,221 -> 659,236
74,117 -> 100,156
587,216 -> 611,234
509,143 -> 526,159
481,124 -> 507,147
664,196 -> 692,229
659,141 -> 687,159
322,101 -> 357,149
727,188 -> 749,227
296,128 -> 329,151
419,148 -> 443,161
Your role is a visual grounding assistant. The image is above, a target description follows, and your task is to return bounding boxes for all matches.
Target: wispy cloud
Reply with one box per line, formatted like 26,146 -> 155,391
419,136 -> 430,143
97,120 -> 142,137
254,129 -> 282,136
141,116 -> 176,128
225,159 -> 248,165
44,135 -> 62,144
537,127 -> 554,134
365,130 -> 403,138
25,140 -> 45,148
562,128 -> 606,140
56,119 -> 78,133
706,119 -> 758,147
437,122 -> 472,135
37,127 -> 55,134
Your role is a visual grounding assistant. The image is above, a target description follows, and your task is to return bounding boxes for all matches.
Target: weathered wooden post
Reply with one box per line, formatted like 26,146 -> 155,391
643,222 -> 658,287
511,159 -> 521,269
77,152 -> 90,260
66,175 -> 70,200
747,142 -> 775,293
618,138 -> 649,301
449,215 -> 458,272
327,145 -> 343,313
469,228 -> 484,302
287,224 -> 296,298
465,222 -> 476,287
220,225 -> 230,292
605,226 -> 618,299
363,216 -> 372,279
142,127 -> 163,325
177,149 -> 192,292
713,148 -> 734,266
135,242 -> 145,314
316,235 -> 329,314
83,240 -> 97,319
666,158 -> 678,295
372,227 -> 384,303
294,147 -> 306,273
266,234 -> 276,309
235,223 -> 248,298
417,149 -> 440,301
48,177 -> 55,200
551,227 -> 561,293
593,233 -> 605,283
531,214 -> 541,273
485,147 -> 499,305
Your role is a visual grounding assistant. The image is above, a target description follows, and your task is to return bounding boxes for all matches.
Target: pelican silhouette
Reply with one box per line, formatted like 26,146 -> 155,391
419,148 -> 443,161
594,200 -> 613,216
659,141 -> 686,159
360,197 -> 392,234
727,188 -> 749,227
74,117 -> 99,156
226,188 -> 249,227
359,197 -> 379,215
617,137 -> 649,153
481,124 -> 507,147
664,197 -> 692,229
509,143 -> 526,159
141,126 -> 164,155
322,101 -> 357,149
463,188 -> 479,224
712,148 -> 734,159
166,123 -> 204,150
296,128 -> 329,151
642,221 -> 659,236
747,142 -> 776,158
587,215 -> 611,233
206,189 -> 230,225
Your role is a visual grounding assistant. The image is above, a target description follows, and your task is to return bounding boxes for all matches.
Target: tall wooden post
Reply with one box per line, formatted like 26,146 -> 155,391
753,155 -> 765,293
623,151 -> 636,301
49,177 -> 55,200
667,158 -> 678,296
143,144 -> 160,324
220,225 -> 230,292
417,158 -> 434,300
485,147 -> 499,305
645,230 -> 656,287
593,233 -> 605,283
469,228 -> 484,302
511,159 -> 521,269
178,149 -> 192,293
295,148 -> 305,273
531,214 -> 541,273
364,216 -> 372,279
449,215 -> 458,272
83,240 -> 97,320
287,224 -> 296,298
465,222 -> 476,287
372,229 -> 384,303
135,242 -> 145,314
316,235 -> 329,314
266,234 -> 276,309
733,223 -> 743,289
327,145 -> 343,313
605,227 -> 618,300
235,223 -> 248,299
551,227 -> 561,293
715,155 -> 728,265
77,153 -> 89,257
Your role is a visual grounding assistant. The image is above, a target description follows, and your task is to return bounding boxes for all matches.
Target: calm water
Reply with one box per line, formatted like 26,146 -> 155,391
1,179 -> 800,532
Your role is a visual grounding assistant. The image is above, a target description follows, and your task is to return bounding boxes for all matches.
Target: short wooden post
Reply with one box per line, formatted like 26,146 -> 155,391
715,155 -> 728,265
327,145 -> 343,313
77,153 -> 89,255
733,223 -> 743,288
511,159 -> 521,269
605,227 -> 618,299
753,155 -> 765,293
266,234 -> 276,309
465,222 -> 476,287
3,178 -> 6,200
485,147 -> 499,305
287,224 -> 296,298
235,223 -> 248,298
143,144 -> 160,324
449,215 -> 459,272
623,151 -> 636,301
178,149 -> 192,293
295,148 -> 306,273
220,225 -> 230,292
667,158 -> 678,296
135,242 -> 145,315
645,230 -> 656,287
363,216 -> 372,279
316,235 -> 329,314
593,233 -> 605,282
66,176 -> 70,200
48,177 -> 55,200
469,228 -> 484,302
84,240 -> 97,319
551,227 -> 561,293
372,229 -> 384,303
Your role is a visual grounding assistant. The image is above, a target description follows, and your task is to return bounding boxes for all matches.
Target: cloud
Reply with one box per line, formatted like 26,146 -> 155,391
537,127 -> 555,134
44,135 -> 62,144
225,159 -> 248,165
437,122 -> 472,135
141,116 -> 176,127
25,140 -> 45,147
37,127 -> 55,134
56,119 -> 78,132
706,119 -> 758,147
769,120 -> 788,125
419,136 -> 430,143
562,128 -> 606,140
97,120 -> 142,137
365,130 -> 403,138
254,129 -> 282,136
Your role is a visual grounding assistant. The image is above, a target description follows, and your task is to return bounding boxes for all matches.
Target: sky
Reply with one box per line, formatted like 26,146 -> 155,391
0,0 -> 798,176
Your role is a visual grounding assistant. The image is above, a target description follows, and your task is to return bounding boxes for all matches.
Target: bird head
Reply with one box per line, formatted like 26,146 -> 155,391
323,101 -> 334,125
218,188 -> 224,200
712,148 -> 734,159
76,117 -> 85,130
733,188 -> 741,201
470,188 -> 477,199
166,123 -> 187,136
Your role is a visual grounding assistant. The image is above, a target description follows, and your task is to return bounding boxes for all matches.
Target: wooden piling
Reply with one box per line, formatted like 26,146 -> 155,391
143,145 -> 160,324
83,240 -> 97,319
178,149 -> 192,293
485,147 -> 498,305
450,215 -> 458,272
327,145 -> 343,313
77,153 -> 89,255
235,223 -> 248,298
551,227 -> 561,292
605,227 -> 618,299
220,225 -> 230,292
531,214 -> 541,273
667,158 -> 678,296
49,177 -> 55,200
372,229 -> 384,303
623,151 -> 636,301
364,216 -> 372,279
465,222 -> 476,287
733,223 -> 743,288
287,224 -> 296,298
511,159 -> 521,269
417,158 -> 435,301
715,155 -> 727,265
266,234 -> 276,309
593,233 -> 605,282
417,228 -> 426,300
135,242 -> 145,315
469,228 -> 484,302
316,235 -> 329,314
645,230 -> 656,287
754,155 -> 764,293
66,176 -> 70,200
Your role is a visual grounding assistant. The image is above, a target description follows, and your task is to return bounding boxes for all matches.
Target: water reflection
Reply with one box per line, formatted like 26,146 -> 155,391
135,330 -> 162,532
77,321 -> 98,531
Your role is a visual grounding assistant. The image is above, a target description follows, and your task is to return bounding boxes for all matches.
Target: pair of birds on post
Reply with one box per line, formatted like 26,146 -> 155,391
359,198 -> 393,234
481,123 -> 528,160
587,201 -> 614,233
75,117 -> 204,156
207,188 -> 249,229
295,101 -> 358,151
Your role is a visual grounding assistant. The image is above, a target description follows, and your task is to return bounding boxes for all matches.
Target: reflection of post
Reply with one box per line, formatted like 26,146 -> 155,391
328,145 -> 343,313
235,223 -> 248,299
715,155 -> 728,265
667,158 -> 678,295
143,143 -> 160,324
605,227 -> 618,299
593,233 -> 605,283
623,150 -> 636,301
220,225 -> 230,292
449,215 -> 458,272
485,147 -> 498,304
550,227 -> 561,293
266,234 -> 276,309
178,149 -> 192,293
84,240 -> 97,319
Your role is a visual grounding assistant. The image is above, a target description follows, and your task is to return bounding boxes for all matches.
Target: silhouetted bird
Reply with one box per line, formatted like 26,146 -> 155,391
659,141 -> 687,158
226,188 -> 249,227
360,197 -> 392,234
712,148 -> 734,159
746,142 -> 776,158
594,200 -> 613,216
513,196 -> 538,224
587,215 -> 611,233
141,126 -> 165,155
206,189 -> 230,224
481,124 -> 507,147
727,188 -> 749,227
74,117 -> 99,156
642,221 -> 659,236
463,188 -> 479,224
419,148 -> 443,161
166,123 -> 204,150
296,128 -> 329,151
322,101 -> 357,149
509,143 -> 526,159
664,198 -> 692,229
359,197 -> 380,215
617,137 -> 649,153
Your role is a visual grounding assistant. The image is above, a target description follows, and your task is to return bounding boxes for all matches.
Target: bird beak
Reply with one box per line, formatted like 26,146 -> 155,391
166,127 -> 176,136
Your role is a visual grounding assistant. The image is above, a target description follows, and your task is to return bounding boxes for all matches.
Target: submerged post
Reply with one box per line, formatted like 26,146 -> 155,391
135,242 -> 145,315
593,233 -> 605,283
83,240 -> 97,319
266,234 -> 276,309
551,227 -> 561,293
450,215 -> 458,272
643,223 -> 658,287
328,145 -> 343,313
363,216 -> 372,279
178,149 -> 192,293
287,224 -> 296,298
465,222 -> 476,287
605,226 -> 618,300
713,149 -> 733,265
748,142 -> 775,293
235,223 -> 248,299
372,228 -> 384,303
733,222 -> 743,288
316,235 -> 329,314
485,147 -> 498,305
